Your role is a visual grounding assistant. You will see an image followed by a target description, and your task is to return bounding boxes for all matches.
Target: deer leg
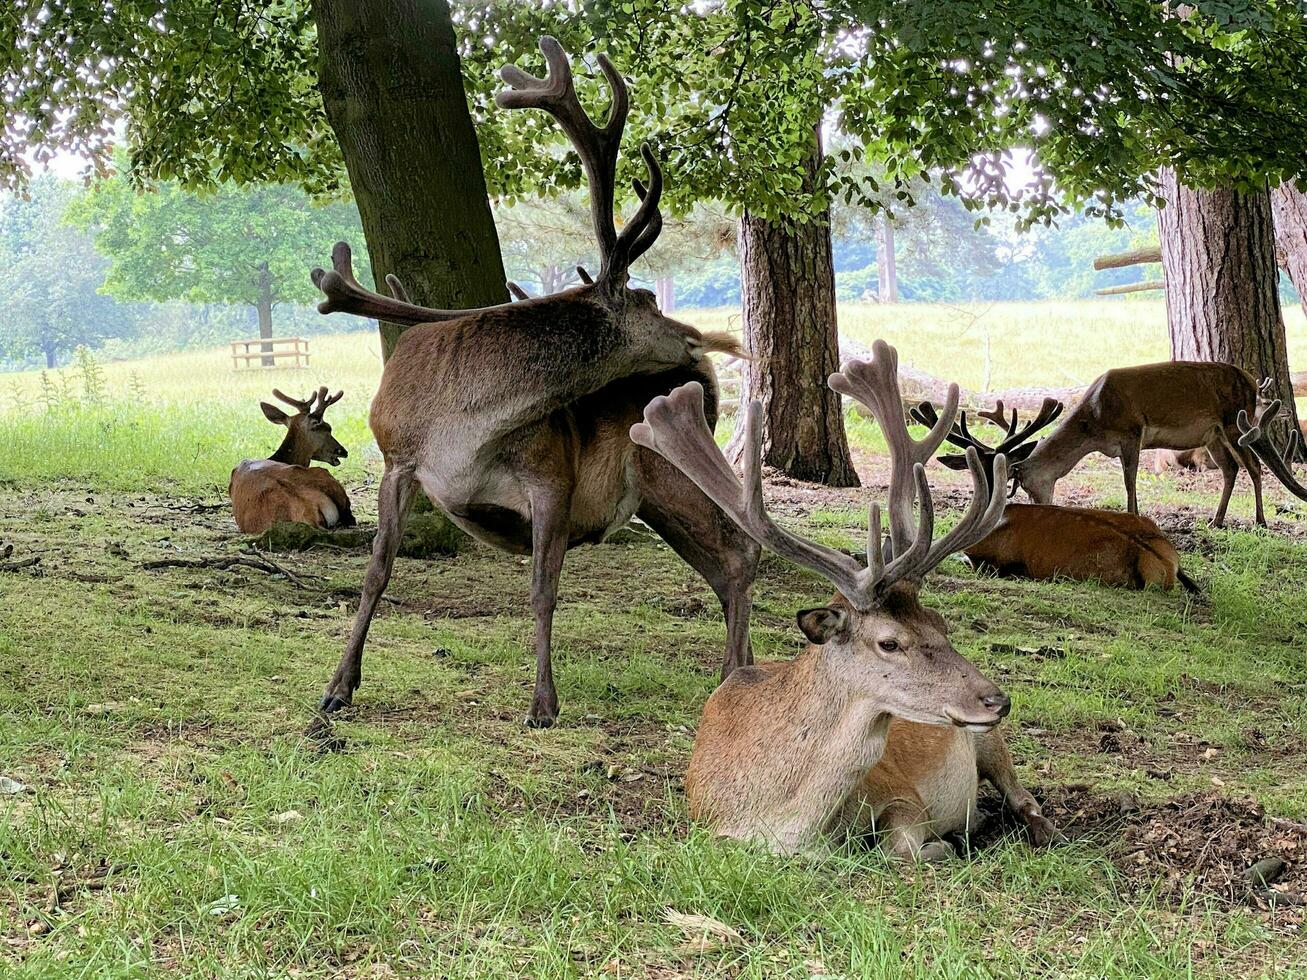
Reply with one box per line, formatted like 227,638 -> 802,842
526,488 -> 570,728
1209,441 -> 1238,528
1232,441 -> 1266,526
974,728 -> 1057,848
320,464 -> 417,713
1120,438 -> 1142,514
878,802 -> 952,863
635,449 -> 758,678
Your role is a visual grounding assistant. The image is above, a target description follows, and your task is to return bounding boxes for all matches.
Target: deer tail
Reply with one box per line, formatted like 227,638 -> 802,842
698,331 -> 749,360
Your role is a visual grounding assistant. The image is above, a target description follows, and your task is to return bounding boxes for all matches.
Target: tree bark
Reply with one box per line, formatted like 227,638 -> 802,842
1271,182 -> 1307,321
876,215 -> 898,303
256,261 -> 275,367
1158,170 -> 1300,452
312,0 -> 507,361
728,139 -> 859,487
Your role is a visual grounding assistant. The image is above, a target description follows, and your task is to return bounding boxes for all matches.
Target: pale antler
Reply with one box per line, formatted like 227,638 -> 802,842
311,242 -> 516,325
498,36 -> 663,284
632,349 -> 1008,611
829,340 -> 960,556
1237,398 -> 1282,447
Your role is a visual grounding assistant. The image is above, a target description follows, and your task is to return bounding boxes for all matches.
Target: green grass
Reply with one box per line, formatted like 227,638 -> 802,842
2,302 -> 1307,976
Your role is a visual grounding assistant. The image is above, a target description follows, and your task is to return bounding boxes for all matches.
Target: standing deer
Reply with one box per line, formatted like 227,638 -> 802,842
912,400 -> 1199,592
632,341 -> 1054,857
309,38 -> 757,726
1011,362 -> 1307,526
229,388 -> 355,534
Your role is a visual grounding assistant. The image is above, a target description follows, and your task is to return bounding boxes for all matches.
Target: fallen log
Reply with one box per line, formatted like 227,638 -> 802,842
1096,279 -> 1165,296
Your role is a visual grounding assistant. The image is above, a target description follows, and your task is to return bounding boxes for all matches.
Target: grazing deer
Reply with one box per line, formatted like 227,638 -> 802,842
1151,447 -> 1217,473
632,341 -> 1053,857
913,400 -> 1199,592
229,388 -> 355,534
1010,362 -> 1307,526
309,38 -> 757,726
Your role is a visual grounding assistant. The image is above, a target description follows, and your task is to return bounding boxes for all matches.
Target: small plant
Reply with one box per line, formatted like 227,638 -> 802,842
128,371 -> 149,403
37,371 -> 60,412
75,346 -> 107,404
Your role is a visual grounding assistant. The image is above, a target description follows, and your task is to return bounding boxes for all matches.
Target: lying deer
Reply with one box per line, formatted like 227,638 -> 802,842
1012,362 -> 1307,526
309,38 -> 755,726
229,388 -> 355,534
913,400 -> 1199,592
632,341 -> 1054,858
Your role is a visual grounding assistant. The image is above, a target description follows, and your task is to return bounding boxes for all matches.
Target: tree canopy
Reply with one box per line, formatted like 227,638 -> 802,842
67,174 -> 363,333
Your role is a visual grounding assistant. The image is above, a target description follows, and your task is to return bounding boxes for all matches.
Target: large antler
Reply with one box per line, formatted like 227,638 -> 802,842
310,242 -> 516,325
913,396 -> 1062,492
631,346 -> 1007,612
498,36 -> 663,285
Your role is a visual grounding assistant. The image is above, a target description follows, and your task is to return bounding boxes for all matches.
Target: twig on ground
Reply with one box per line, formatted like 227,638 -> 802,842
0,556 -> 40,572
141,548 -> 321,588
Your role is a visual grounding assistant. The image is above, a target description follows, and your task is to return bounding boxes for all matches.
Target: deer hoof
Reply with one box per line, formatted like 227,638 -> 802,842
1025,811 -> 1058,848
523,713 -> 556,730
918,841 -> 956,864
319,693 -> 353,714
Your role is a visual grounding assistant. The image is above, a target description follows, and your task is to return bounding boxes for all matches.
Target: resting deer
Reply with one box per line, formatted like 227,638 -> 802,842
1011,362 -> 1307,526
913,400 -> 1199,592
632,341 -> 1054,858
229,388 -> 355,534
309,38 -> 756,726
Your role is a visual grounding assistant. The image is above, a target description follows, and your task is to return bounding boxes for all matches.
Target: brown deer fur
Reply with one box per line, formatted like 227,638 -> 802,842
229,388 -> 354,534
310,38 -> 758,726
1013,361 -> 1307,526
911,400 -> 1199,593
634,342 -> 1054,857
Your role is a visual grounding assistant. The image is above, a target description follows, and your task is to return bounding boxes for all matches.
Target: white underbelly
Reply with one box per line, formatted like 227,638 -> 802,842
916,736 -> 980,836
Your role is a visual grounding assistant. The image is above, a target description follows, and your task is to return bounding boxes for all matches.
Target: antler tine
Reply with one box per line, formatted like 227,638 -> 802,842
829,340 -> 959,556
630,383 -> 872,606
311,241 -> 514,325
384,273 -> 411,304
995,397 -> 1064,455
498,37 -> 635,280
272,388 -> 314,414
313,388 -> 345,418
1237,398 -> 1282,447
575,265 -> 594,284
506,281 -> 530,301
977,399 -> 1020,438
612,148 -> 665,271
921,450 -> 1009,571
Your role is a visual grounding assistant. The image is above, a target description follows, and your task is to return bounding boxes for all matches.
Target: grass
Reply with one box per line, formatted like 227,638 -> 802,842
2,301 -> 1307,976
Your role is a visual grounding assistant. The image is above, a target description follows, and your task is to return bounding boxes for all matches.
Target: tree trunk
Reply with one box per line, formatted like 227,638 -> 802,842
43,339 -> 56,369
876,215 -> 898,303
728,140 -> 859,488
312,0 -> 507,361
256,262 -> 275,367
1271,182 -> 1307,321
655,275 -> 675,312
1158,170 -> 1300,453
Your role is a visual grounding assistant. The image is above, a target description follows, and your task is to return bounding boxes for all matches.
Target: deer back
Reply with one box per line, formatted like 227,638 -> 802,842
228,460 -> 352,534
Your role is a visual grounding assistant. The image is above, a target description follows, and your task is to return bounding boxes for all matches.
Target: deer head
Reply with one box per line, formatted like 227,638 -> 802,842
261,387 -> 348,467
309,38 -> 706,370
911,397 -> 1063,498
632,340 -> 1012,731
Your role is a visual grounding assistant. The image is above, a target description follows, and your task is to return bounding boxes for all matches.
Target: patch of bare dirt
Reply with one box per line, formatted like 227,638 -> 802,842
977,786 -> 1307,916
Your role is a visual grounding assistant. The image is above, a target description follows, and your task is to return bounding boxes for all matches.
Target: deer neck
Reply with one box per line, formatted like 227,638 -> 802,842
1023,420 -> 1090,484
745,649 -> 895,852
269,430 -> 312,467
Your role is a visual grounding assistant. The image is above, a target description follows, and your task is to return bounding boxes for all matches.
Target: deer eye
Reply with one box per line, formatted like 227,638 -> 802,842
877,639 -> 900,653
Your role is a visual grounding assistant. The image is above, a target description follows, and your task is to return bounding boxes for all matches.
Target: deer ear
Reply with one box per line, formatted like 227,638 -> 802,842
938,453 -> 970,471
796,606 -> 848,645
260,402 -> 291,426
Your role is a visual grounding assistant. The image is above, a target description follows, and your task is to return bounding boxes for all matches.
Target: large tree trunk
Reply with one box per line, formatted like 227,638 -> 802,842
1271,183 -> 1307,321
312,0 -> 507,361
876,215 -> 898,303
1157,170 -> 1301,452
728,140 -> 859,488
255,261 -> 275,367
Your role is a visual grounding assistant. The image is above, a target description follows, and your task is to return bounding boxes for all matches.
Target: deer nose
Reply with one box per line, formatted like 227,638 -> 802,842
983,692 -> 1011,718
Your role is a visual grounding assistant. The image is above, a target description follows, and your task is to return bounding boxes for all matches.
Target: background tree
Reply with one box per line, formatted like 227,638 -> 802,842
2,0 -> 508,359
459,0 -> 1307,482
0,179 -> 136,368
68,175 -> 363,363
